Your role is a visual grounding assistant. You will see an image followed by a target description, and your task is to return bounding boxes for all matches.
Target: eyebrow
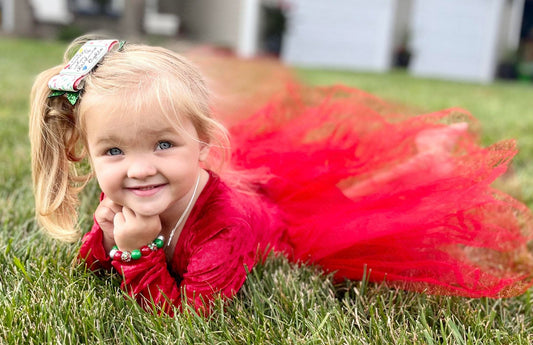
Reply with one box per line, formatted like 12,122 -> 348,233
94,127 -> 179,146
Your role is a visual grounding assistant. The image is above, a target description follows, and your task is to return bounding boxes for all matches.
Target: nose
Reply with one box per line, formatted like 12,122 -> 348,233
127,156 -> 157,179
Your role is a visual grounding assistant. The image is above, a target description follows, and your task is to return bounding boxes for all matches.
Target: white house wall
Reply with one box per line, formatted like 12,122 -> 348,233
237,0 -> 260,57
282,0 -> 405,72
409,0 -> 506,83
29,0 -> 73,24
1,0 -> 15,32
2,0 -> 72,32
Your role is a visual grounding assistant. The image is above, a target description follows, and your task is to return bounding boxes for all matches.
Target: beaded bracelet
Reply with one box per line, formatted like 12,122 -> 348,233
109,235 -> 165,263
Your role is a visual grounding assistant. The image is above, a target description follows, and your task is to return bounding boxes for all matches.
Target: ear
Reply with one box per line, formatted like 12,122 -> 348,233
198,143 -> 210,162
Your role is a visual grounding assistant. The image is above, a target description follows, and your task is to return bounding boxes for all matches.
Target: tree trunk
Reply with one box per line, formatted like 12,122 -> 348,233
13,0 -> 35,36
121,0 -> 146,37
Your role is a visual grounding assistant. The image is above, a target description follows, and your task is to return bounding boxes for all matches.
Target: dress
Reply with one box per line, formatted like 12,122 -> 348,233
80,84 -> 533,314
79,171 -> 288,315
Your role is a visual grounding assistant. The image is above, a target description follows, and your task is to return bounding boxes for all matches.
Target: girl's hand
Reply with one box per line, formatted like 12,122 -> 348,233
94,196 -> 122,252
113,206 -> 162,252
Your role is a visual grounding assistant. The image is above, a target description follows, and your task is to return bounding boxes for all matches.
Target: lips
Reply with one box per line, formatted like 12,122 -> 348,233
126,183 -> 166,197
138,185 -> 158,191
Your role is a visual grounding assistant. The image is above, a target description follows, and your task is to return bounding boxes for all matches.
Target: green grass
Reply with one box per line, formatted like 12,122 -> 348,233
1,37 -> 533,344
297,68 -> 533,156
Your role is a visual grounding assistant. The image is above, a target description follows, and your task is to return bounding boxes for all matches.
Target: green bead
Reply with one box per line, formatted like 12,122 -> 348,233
154,238 -> 164,249
131,249 -> 142,260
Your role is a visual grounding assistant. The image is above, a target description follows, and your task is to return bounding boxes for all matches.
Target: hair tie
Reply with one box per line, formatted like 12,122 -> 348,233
47,39 -> 125,105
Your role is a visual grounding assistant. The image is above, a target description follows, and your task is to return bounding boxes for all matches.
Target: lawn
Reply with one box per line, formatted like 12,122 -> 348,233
1,37 -> 533,344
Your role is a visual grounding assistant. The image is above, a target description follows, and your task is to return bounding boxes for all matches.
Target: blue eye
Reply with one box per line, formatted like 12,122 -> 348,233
106,147 -> 123,156
157,141 -> 172,150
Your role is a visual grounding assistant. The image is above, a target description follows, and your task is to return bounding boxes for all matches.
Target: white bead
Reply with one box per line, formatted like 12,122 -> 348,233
109,248 -> 118,258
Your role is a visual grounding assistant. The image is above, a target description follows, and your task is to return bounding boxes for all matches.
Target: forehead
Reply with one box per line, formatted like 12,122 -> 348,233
82,95 -> 188,140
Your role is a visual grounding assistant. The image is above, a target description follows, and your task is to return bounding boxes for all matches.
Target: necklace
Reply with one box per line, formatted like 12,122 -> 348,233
167,174 -> 201,247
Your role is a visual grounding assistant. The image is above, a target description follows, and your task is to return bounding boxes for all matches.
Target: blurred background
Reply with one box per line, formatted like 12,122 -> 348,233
1,0 -> 532,84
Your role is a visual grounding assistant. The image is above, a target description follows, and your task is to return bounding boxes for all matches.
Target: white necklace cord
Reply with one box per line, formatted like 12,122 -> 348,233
167,174 -> 201,247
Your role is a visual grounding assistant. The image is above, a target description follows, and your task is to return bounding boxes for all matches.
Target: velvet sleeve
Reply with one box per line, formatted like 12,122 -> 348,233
78,218 -> 113,271
181,220 -> 257,313
111,221 -> 257,316
78,192 -> 113,271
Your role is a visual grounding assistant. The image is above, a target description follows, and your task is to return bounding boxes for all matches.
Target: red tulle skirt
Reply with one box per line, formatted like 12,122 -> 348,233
192,49 -> 533,298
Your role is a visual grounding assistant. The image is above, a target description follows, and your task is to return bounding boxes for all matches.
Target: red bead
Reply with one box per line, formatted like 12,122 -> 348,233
113,251 -> 123,261
140,246 -> 151,256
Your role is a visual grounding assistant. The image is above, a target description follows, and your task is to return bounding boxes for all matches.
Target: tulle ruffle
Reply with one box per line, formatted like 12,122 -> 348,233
227,84 -> 533,298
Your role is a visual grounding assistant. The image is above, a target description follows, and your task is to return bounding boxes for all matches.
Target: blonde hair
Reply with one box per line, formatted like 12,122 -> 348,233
29,36 -> 230,242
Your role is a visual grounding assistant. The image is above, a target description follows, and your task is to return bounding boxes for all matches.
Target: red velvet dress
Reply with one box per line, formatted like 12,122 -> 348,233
80,84 -> 533,315
79,171 -> 288,315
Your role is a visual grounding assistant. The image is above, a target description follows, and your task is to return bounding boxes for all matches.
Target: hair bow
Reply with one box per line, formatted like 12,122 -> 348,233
48,40 -> 125,105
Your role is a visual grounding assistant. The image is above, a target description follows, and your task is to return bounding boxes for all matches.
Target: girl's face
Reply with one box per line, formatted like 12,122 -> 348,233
84,99 -> 209,219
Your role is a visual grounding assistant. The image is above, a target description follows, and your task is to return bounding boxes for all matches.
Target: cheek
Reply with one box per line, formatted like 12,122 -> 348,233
93,162 -> 121,193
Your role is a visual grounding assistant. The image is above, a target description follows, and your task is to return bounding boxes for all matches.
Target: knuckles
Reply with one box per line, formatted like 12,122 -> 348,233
95,200 -> 162,251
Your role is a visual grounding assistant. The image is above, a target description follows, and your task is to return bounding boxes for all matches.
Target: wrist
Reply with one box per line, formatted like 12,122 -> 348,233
114,230 -> 162,252
110,235 -> 165,263
102,232 -> 116,253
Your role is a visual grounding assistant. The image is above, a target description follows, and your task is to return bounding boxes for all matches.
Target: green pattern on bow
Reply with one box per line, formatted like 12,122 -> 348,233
48,90 -> 80,106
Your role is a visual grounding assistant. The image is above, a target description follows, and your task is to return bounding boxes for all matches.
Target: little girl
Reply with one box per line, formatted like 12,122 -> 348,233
30,37 -> 533,316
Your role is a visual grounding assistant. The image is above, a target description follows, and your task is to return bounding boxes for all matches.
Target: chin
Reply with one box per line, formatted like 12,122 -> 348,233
134,208 -> 165,217
127,203 -> 166,217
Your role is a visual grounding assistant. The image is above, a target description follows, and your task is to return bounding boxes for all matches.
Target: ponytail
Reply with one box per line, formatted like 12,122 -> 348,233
29,66 -> 90,242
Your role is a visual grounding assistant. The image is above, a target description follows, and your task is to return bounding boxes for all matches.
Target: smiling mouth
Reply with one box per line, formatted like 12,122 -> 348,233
128,183 -> 164,190
137,185 -> 159,191
127,184 -> 166,196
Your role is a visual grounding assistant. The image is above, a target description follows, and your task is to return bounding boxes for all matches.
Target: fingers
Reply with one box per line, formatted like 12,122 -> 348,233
95,197 -> 123,252
95,197 -> 122,224
112,206 -> 162,252
113,211 -> 124,232
116,206 -> 159,227
121,206 -> 135,221
113,206 -> 134,234
95,205 -> 116,224
100,196 -> 122,214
